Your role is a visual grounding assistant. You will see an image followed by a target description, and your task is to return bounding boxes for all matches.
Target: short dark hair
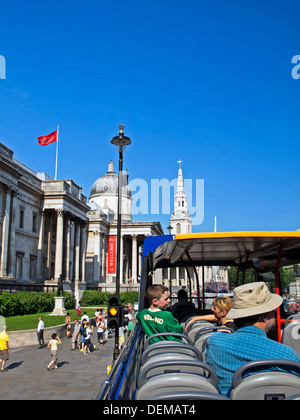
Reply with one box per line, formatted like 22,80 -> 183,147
146,284 -> 169,304
177,289 -> 188,300
234,314 -> 260,330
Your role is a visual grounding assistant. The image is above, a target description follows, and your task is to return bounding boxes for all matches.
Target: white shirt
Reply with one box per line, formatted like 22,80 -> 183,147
37,320 -> 44,332
81,314 -> 89,323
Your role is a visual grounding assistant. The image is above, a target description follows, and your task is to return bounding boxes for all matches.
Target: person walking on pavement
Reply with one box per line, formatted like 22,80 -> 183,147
0,325 -> 10,372
71,319 -> 80,350
37,317 -> 45,348
46,333 -> 61,371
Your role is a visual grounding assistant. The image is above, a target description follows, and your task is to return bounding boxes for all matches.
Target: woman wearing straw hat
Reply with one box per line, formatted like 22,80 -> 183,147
205,282 -> 300,395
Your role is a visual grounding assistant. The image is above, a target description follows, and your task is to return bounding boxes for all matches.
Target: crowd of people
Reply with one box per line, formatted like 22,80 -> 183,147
0,301 -> 138,373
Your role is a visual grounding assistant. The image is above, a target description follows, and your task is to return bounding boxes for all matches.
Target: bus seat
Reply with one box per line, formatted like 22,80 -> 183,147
141,353 -> 201,376
284,393 -> 300,400
141,341 -> 202,365
282,315 -> 300,357
144,332 -> 192,346
135,360 -> 219,400
193,326 -> 234,361
230,359 -> 300,400
147,391 -> 230,400
186,321 -> 214,342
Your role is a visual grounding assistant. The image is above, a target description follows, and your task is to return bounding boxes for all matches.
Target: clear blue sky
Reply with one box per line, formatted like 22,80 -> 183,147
0,0 -> 300,233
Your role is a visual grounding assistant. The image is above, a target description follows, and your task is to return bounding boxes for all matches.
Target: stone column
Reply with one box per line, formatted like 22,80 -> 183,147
46,212 -> 53,279
7,188 -> 16,278
65,216 -> 72,282
93,230 -> 100,283
74,220 -> 80,283
80,221 -> 86,283
54,208 -> 64,282
132,234 -> 137,284
37,210 -> 45,282
0,187 -> 12,277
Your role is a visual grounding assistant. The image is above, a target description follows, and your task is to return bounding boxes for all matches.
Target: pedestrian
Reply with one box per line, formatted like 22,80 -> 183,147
65,312 -> 71,338
79,319 -> 87,352
127,315 -> 134,336
37,316 -> 45,348
46,333 -> 61,371
84,322 -> 93,354
71,319 -> 80,350
76,300 -> 81,317
96,319 -> 105,346
0,325 -> 10,372
81,311 -> 89,323
104,311 -> 109,341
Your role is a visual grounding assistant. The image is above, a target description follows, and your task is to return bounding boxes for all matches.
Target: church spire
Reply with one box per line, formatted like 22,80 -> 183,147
169,159 -> 192,234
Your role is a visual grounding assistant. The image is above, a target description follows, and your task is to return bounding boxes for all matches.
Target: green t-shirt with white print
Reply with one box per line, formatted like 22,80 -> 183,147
136,308 -> 184,343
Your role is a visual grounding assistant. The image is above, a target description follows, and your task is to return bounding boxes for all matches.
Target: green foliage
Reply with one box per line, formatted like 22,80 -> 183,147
120,291 -> 139,305
80,290 -> 139,307
0,291 -> 75,317
80,290 -> 109,307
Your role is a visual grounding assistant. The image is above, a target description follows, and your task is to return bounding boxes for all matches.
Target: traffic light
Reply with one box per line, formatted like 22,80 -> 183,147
120,304 -> 129,327
108,294 -> 120,329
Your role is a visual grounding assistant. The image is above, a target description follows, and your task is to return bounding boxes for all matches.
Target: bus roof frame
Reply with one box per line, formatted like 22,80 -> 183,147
148,231 -> 300,272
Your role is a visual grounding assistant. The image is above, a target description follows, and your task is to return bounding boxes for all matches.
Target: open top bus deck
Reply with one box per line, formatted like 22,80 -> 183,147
98,232 -> 300,401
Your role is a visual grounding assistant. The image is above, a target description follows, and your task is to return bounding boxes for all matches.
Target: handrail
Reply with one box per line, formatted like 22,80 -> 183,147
96,324 -> 141,400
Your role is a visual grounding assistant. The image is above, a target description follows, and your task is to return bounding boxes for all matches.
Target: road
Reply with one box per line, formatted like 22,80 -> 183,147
0,331 -> 116,400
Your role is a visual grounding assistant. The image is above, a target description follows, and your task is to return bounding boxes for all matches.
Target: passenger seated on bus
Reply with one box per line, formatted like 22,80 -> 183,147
185,296 -> 237,332
205,282 -> 300,396
136,284 -> 184,344
171,289 -> 202,324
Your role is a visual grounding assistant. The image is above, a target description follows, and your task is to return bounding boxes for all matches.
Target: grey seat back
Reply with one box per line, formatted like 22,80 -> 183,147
230,359 -> 300,400
282,315 -> 300,357
141,341 -> 202,365
141,353 -> 199,376
147,391 -> 230,400
135,373 -> 220,400
135,360 -> 219,400
186,321 -> 214,342
193,326 -> 234,361
144,332 -> 192,346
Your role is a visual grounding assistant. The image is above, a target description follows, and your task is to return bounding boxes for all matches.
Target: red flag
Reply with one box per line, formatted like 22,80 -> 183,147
38,130 -> 57,146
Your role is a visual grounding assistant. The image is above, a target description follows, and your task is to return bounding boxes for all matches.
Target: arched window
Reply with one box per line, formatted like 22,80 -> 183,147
176,223 -> 181,234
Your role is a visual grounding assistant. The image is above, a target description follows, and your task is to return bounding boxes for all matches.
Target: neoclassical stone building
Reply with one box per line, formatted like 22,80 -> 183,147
0,143 -> 163,302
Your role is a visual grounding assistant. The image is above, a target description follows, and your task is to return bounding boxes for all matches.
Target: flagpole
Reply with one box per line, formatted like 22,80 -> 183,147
55,124 -> 59,180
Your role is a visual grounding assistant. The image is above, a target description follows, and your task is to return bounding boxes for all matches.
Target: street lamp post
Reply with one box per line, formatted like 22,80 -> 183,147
111,125 -> 131,360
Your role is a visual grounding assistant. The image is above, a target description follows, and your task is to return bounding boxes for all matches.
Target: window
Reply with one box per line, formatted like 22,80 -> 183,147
16,252 -> 24,279
19,207 -> 25,229
30,255 -> 37,280
32,212 -> 37,233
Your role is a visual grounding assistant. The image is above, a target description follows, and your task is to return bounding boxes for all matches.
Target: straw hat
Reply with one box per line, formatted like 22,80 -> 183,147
227,282 -> 283,319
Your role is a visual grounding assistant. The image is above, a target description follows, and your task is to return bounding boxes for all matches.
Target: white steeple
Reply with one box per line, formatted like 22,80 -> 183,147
170,159 -> 192,234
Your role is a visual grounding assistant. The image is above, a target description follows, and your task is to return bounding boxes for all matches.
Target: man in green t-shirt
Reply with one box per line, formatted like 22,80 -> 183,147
136,284 -> 184,343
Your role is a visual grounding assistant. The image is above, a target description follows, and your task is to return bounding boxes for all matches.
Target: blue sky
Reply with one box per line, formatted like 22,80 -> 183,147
0,0 -> 300,233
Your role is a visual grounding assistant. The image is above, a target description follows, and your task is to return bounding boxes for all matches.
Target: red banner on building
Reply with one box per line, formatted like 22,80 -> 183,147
107,236 -> 117,274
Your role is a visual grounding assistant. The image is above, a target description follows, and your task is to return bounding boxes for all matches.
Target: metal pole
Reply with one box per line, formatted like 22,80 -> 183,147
113,149 -> 123,360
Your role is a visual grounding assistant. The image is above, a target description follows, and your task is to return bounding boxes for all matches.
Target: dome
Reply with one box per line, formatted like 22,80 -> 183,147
89,160 -> 131,200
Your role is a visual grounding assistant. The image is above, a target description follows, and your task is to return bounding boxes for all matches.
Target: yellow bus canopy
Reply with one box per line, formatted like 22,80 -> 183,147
152,231 -> 300,272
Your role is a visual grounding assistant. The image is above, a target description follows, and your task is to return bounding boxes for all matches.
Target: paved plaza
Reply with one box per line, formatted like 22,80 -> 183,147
0,332 -> 116,400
